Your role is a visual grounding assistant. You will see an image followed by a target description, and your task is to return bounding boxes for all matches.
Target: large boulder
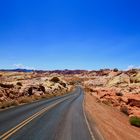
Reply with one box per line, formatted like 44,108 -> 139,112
20,85 -> 46,96
45,81 -> 55,88
84,77 -> 108,87
107,73 -> 130,87
130,72 -> 140,83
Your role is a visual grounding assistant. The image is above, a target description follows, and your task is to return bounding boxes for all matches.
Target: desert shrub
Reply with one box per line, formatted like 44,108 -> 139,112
33,95 -> 41,100
50,77 -> 60,83
102,100 -> 112,106
0,102 -> 8,109
39,85 -> 46,93
69,81 -> 76,85
113,68 -> 118,72
10,100 -> 19,106
60,82 -> 66,87
0,101 -> 14,109
41,94 -> 48,99
0,100 -> 19,109
84,87 -> 92,92
129,116 -> 140,127
28,87 -> 33,96
116,92 -> 123,96
120,106 -> 129,115
41,94 -> 53,99
18,97 -> 33,104
0,83 -> 14,88
17,82 -> 22,86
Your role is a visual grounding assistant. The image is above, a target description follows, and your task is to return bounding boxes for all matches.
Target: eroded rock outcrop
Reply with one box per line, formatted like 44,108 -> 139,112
0,72 -> 72,108
84,69 -> 140,118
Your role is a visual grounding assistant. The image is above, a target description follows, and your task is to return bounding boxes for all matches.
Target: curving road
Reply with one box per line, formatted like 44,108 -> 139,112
0,87 -> 94,140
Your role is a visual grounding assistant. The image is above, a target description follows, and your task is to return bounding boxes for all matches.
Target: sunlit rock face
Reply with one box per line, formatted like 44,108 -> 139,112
0,69 -> 140,117
0,71 -> 72,105
83,69 -> 140,118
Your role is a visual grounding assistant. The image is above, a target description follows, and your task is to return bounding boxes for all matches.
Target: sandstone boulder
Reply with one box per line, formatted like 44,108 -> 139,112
107,73 -> 130,87
130,72 -> 140,83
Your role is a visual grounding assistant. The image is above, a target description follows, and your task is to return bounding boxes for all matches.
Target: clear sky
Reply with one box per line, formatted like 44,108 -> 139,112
0,0 -> 140,70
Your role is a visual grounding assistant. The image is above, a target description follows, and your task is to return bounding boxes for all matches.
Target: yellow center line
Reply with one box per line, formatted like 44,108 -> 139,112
0,108 -> 47,138
0,96 -> 71,140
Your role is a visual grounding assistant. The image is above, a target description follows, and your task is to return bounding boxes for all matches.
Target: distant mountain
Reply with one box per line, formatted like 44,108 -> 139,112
0,69 -> 34,72
47,69 -> 88,74
0,69 -> 89,74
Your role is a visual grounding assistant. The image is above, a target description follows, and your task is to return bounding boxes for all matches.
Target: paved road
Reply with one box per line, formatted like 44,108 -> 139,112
0,87 -> 93,140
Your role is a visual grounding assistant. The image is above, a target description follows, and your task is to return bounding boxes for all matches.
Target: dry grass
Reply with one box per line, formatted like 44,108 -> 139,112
102,100 -> 112,106
0,88 -> 73,109
18,96 -> 33,104
41,94 -> 53,99
0,100 -> 19,109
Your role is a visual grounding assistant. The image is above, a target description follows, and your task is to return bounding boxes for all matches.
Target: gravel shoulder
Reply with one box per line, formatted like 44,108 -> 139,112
85,93 -> 140,140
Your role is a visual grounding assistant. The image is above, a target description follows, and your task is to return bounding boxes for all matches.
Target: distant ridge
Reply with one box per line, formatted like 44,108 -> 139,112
0,69 -> 34,72
0,69 -> 88,74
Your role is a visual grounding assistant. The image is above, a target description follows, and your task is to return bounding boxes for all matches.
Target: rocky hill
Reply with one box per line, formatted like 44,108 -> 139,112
0,71 -> 73,109
0,69 -> 140,122
83,69 -> 140,119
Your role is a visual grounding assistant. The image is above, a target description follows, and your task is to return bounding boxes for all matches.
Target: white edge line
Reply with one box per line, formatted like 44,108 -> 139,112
82,91 -> 95,140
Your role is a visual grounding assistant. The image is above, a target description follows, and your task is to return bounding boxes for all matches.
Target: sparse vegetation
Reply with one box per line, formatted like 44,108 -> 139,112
113,68 -> 118,72
41,94 -> 52,99
84,87 -> 93,92
39,85 -> 46,93
50,77 -> 60,83
0,88 -> 72,109
18,97 -> 33,104
120,106 -> 129,116
60,82 -> 66,87
116,92 -> 123,96
0,71 -> 73,110
102,100 -> 112,106
0,83 -> 14,88
17,82 -> 22,86
129,116 -> 140,127
0,100 -> 19,109
28,87 -> 33,96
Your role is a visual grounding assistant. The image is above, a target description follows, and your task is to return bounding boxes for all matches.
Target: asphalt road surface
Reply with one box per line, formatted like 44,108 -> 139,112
0,87 -> 94,140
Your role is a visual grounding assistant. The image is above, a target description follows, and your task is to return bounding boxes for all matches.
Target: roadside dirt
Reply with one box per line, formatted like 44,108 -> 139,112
85,93 -> 140,140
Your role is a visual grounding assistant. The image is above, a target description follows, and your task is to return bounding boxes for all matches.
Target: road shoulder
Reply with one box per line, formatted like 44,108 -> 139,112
85,93 -> 140,140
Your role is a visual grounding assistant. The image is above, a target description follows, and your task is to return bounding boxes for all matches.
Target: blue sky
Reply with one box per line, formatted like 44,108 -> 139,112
0,0 -> 140,70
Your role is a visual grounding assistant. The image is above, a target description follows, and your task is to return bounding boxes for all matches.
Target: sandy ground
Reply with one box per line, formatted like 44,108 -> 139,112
85,93 -> 140,140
